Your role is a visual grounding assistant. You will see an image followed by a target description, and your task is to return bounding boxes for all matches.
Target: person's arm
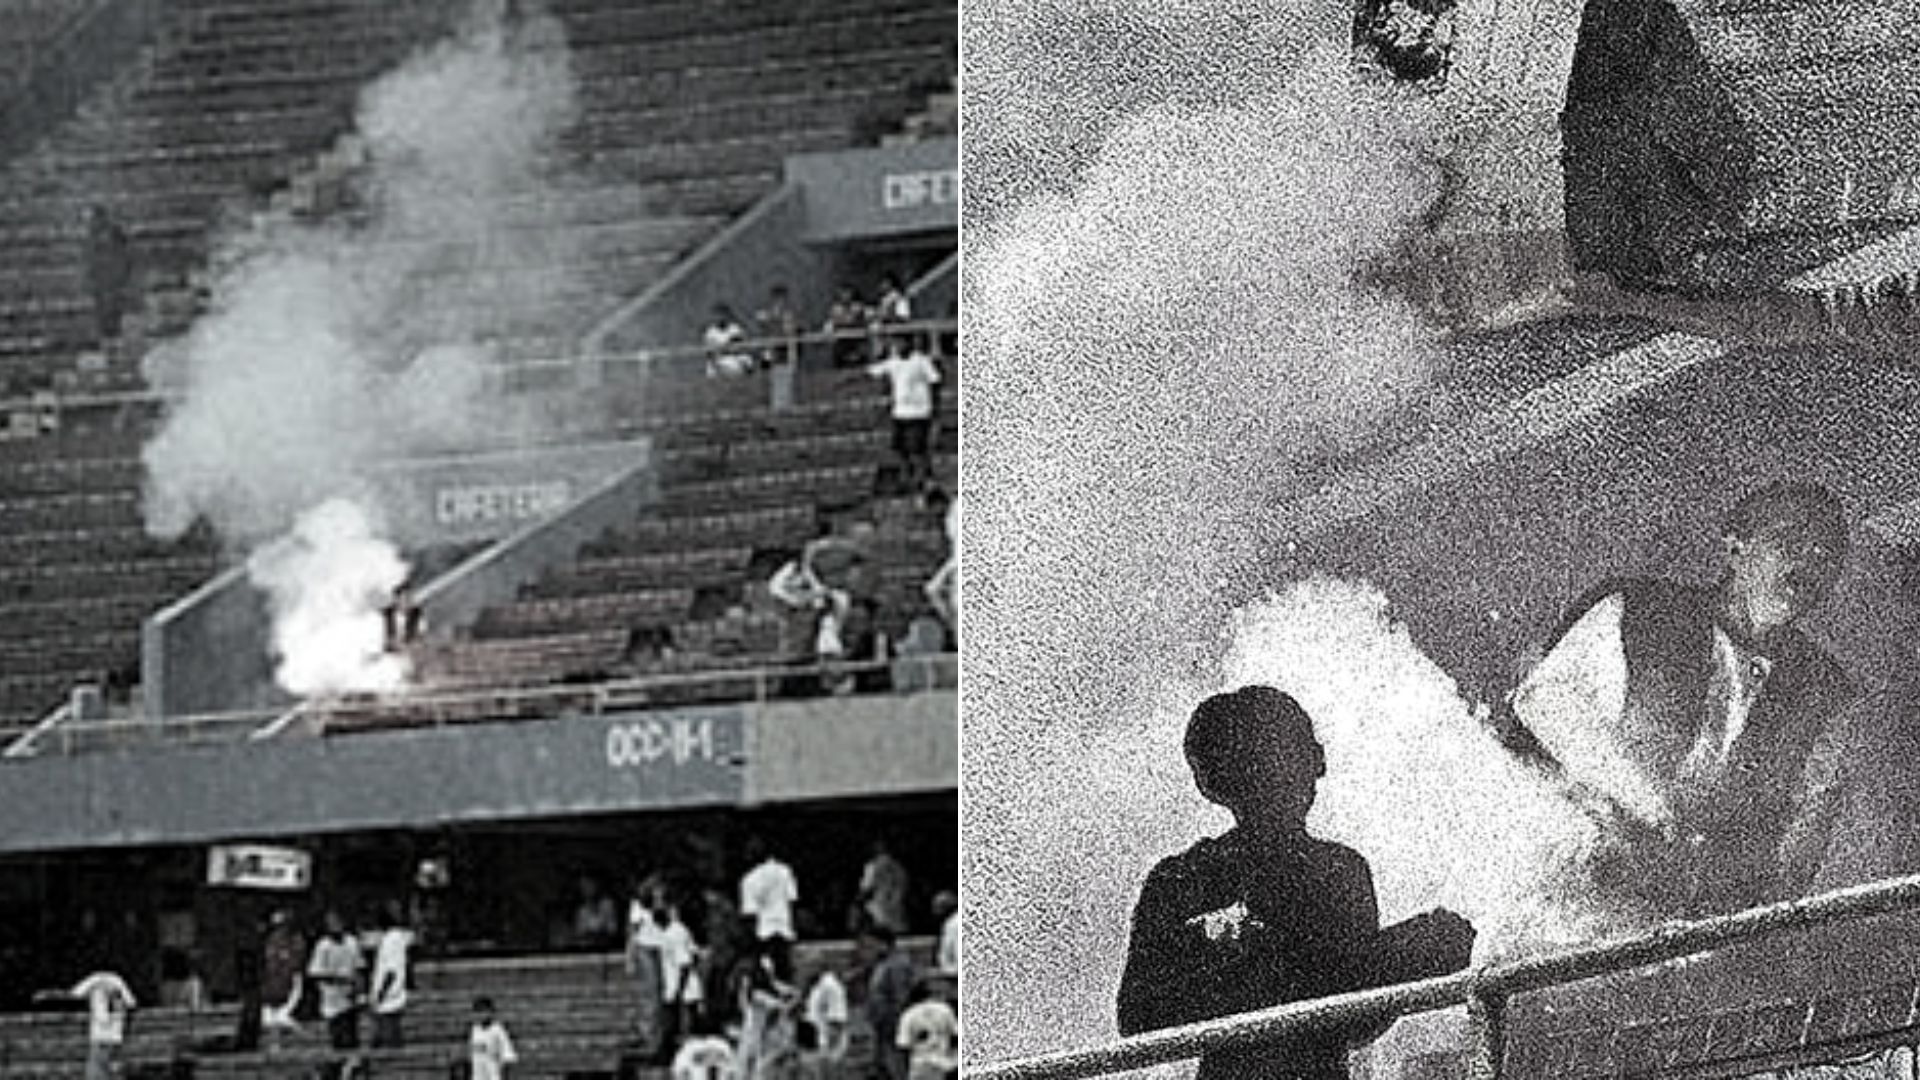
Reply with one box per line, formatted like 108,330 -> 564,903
1115,860 -> 1243,1035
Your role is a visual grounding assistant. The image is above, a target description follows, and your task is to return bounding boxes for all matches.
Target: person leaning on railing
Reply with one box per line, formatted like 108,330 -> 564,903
1117,687 -> 1476,1080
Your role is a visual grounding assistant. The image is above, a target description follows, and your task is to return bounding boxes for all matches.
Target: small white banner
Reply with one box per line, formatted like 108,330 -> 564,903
207,844 -> 312,891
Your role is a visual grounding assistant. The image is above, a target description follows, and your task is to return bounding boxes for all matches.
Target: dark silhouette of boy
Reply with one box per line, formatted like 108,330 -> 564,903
1118,686 -> 1476,1080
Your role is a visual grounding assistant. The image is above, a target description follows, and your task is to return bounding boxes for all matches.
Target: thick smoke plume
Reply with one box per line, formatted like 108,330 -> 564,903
959,0 -> 1492,1069
139,1 -> 592,696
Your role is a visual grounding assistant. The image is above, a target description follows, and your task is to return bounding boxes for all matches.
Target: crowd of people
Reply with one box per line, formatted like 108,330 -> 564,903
702,275 -> 928,382
577,836 -> 959,1080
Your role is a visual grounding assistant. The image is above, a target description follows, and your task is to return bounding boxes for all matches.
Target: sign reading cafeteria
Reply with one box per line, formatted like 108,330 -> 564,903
207,843 -> 312,891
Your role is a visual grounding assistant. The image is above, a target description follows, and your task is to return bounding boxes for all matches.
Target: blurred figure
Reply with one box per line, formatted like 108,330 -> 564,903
824,286 -> 869,369
36,968 -> 136,1080
469,997 -> 518,1080
874,274 -> 912,325
705,305 -> 754,377
1501,481 -> 1859,917
629,885 -> 668,1060
573,875 -> 620,949
894,982 -> 958,1080
857,840 -> 910,936
932,892 -> 958,979
738,837 -> 799,981
370,902 -> 413,1048
307,910 -> 363,1051
83,205 -> 132,344
261,909 -> 305,1045
864,926 -> 917,1080
865,335 -> 942,495
802,966 -> 849,1077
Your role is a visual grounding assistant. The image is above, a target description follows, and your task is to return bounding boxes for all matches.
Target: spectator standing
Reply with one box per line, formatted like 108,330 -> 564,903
933,893 -> 958,978
864,927 -> 917,1080
307,911 -> 364,1051
857,841 -> 911,936
629,887 -> 669,1060
370,903 -> 413,1048
738,838 -> 800,980
573,875 -> 621,949
469,997 -> 519,1080
657,899 -> 702,1059
824,287 -> 869,369
699,884 -> 742,1032
802,967 -> 849,1077
865,337 -> 941,495
924,496 -> 958,633
83,205 -> 132,344
758,285 -> 802,411
261,909 -> 305,1041
735,946 -> 797,1080
874,274 -> 912,325
705,305 -> 755,378
382,583 -> 424,654
38,969 -> 136,1080
894,984 -> 958,1080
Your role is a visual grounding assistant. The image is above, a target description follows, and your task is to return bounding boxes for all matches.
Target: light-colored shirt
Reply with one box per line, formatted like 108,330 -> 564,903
658,917 -> 699,1003
805,971 -> 849,1058
739,858 -> 799,941
860,854 -> 911,933
672,1035 -> 738,1080
470,1020 -> 518,1080
307,935 -> 363,1020
897,999 -> 959,1080
371,928 -> 412,1014
868,353 -> 940,420
72,972 -> 135,1045
938,912 -> 959,975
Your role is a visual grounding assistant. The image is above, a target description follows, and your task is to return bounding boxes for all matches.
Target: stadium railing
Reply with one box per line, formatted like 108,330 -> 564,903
966,872 -> 1920,1080
0,317 -> 960,420
3,652 -> 956,756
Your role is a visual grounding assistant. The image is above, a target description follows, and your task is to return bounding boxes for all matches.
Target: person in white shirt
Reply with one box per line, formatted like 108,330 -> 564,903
671,1029 -> 737,1080
657,903 -> 702,1052
895,985 -> 958,1080
41,971 -> 136,1080
704,304 -> 754,378
469,997 -> 518,1080
370,905 -> 413,1048
865,336 -> 941,494
628,890 -> 668,1059
737,838 -> 799,979
932,892 -> 959,977
307,911 -> 364,1051
802,968 -> 849,1066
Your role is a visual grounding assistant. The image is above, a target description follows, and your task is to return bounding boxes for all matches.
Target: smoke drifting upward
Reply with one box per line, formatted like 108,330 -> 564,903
961,0 -> 1476,1066
139,1 -> 592,696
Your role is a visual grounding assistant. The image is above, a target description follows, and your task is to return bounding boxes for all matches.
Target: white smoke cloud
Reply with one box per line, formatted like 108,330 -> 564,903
959,4 -> 1493,1072
249,498 -> 411,696
138,1 -> 596,697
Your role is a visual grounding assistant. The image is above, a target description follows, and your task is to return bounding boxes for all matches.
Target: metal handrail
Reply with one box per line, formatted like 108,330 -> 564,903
969,872 -> 1920,1080
1,317 -> 961,416
7,652 -> 958,755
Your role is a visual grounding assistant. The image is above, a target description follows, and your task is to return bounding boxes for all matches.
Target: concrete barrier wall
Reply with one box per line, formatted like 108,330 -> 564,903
0,689 -> 955,853
418,439 -> 656,634
141,562 -> 284,723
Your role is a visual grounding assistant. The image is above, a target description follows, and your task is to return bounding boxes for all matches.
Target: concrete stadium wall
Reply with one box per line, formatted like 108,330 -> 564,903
0,0 -> 166,166
141,562 -> 286,724
417,440 -> 657,635
0,690 -> 955,853
744,688 -> 960,804
788,137 -> 959,243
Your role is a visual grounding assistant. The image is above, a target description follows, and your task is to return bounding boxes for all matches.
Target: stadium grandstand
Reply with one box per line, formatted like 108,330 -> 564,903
0,0 -> 956,1076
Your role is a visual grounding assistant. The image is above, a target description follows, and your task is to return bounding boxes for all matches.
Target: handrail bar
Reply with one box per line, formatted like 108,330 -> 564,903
1,318 -> 960,415
968,870 -> 1920,1080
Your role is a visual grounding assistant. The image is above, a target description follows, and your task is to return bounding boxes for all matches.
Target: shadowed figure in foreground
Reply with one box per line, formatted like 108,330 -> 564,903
1117,686 -> 1477,1080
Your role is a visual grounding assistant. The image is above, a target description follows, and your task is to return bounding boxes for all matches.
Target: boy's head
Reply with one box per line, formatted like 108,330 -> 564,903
1184,686 -> 1325,828
1721,481 -> 1848,634
473,996 -> 495,1022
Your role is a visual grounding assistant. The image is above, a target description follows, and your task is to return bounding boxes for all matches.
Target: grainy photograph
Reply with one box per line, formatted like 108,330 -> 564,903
963,0 -> 1920,1077
0,0 -> 956,1077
